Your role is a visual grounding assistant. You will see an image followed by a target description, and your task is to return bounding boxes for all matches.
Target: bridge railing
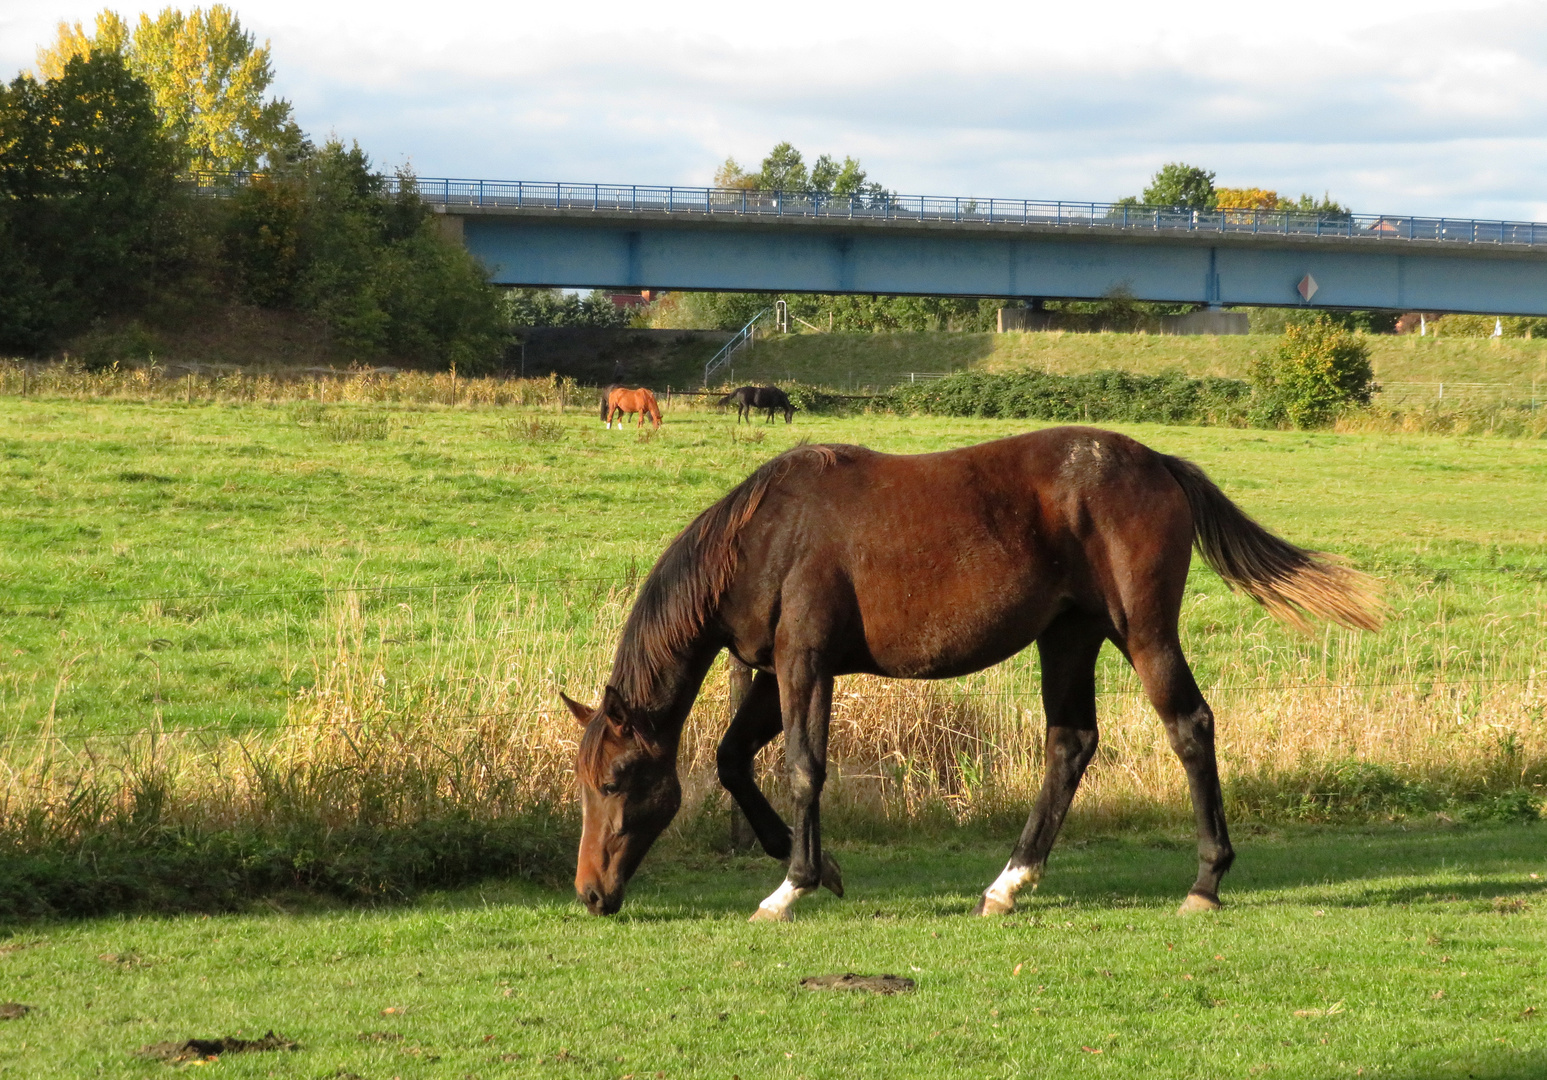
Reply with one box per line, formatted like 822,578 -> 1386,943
182,172 -> 1547,249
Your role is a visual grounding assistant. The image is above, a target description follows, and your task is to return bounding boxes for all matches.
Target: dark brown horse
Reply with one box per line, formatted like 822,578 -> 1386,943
600,385 -> 662,430
720,385 -> 796,424
560,427 -> 1380,921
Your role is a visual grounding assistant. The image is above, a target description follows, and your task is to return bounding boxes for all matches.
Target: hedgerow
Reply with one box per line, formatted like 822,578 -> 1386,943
884,370 -> 1253,425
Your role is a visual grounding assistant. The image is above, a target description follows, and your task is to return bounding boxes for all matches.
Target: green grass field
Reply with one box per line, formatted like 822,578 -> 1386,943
2,396 -> 1543,739
0,383 -> 1544,1077
0,825 -> 1542,1078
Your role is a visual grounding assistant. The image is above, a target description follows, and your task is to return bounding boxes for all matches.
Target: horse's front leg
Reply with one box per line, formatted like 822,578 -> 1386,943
718,671 -> 845,897
974,614 -> 1104,916
751,653 -> 833,922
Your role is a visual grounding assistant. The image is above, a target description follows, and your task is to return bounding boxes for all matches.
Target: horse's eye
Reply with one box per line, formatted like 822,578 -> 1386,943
600,782 -> 621,797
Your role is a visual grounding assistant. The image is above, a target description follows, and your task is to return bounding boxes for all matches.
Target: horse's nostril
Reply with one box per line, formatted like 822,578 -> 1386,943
584,887 -> 602,910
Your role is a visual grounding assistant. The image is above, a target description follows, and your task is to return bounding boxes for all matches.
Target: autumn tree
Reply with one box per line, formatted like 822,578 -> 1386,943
36,5 -> 301,172
1214,187 -> 1279,210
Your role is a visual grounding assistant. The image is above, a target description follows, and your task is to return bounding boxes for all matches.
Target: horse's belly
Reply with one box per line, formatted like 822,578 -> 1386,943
857,578 -> 1057,679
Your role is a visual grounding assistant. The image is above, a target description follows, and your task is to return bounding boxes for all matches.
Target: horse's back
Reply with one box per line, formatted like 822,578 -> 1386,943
723,428 -> 1193,675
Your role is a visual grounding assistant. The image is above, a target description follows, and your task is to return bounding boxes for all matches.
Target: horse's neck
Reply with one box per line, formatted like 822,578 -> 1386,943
611,635 -> 720,746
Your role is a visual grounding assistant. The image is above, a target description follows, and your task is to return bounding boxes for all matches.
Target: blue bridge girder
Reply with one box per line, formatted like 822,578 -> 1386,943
401,178 -> 1547,315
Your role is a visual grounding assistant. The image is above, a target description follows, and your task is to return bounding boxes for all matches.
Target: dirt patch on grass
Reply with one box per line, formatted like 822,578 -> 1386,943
0,1003 -> 31,1020
800,973 -> 916,994
136,1031 -> 297,1063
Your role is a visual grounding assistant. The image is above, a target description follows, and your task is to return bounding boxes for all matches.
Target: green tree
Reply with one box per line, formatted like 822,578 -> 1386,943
503,288 -> 632,328
810,154 -> 871,196
1281,191 -> 1350,218
1251,315 -> 1377,428
222,141 -> 506,370
37,6 -> 302,172
1137,162 -> 1217,210
757,142 -> 808,191
0,49 -> 180,352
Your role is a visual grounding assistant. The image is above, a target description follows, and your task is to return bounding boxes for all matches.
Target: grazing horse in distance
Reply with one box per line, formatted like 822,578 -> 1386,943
600,385 -> 662,430
720,385 -> 796,424
560,426 -> 1383,922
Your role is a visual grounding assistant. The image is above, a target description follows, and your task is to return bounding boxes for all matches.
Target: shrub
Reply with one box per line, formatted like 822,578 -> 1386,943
1252,316 -> 1377,428
1428,313 -> 1547,339
885,370 -> 1252,426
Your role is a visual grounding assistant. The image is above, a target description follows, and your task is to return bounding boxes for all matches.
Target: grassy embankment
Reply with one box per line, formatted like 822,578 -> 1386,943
0,826 -> 1542,1078
703,330 -> 1547,402
0,381 -> 1541,902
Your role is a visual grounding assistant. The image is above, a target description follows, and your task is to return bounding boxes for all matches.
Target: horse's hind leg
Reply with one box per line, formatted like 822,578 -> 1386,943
973,610 -> 1105,916
1127,634 -> 1233,913
715,670 -> 845,899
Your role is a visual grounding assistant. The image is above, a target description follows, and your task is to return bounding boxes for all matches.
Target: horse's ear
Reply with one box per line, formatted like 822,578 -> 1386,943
559,692 -> 593,726
599,686 -> 632,738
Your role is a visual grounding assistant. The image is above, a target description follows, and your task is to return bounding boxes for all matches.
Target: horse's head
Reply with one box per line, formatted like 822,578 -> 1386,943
562,687 -> 682,915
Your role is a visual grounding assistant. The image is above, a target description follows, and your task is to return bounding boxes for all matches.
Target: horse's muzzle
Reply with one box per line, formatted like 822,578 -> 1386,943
578,883 -> 623,916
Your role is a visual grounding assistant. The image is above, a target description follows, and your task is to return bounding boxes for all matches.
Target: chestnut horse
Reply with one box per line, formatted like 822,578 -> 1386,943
560,427 -> 1381,922
600,385 -> 662,430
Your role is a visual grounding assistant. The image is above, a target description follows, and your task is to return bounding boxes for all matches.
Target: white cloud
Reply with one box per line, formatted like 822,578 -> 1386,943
3,0 -> 1545,217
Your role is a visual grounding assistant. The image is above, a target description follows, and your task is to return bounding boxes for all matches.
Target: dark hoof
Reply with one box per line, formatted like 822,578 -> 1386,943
820,852 -> 845,898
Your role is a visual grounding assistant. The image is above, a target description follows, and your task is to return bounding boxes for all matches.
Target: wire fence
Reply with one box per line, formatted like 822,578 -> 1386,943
2,557 -> 1540,614
1374,380 -> 1544,408
1,675 -> 1537,748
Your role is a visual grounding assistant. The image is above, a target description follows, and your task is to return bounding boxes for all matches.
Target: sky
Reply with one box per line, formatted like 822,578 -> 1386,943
3,0 -> 1545,219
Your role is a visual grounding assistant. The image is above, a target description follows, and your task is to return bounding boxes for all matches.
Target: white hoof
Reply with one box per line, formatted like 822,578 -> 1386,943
752,878 -> 810,922
974,862 -> 1036,916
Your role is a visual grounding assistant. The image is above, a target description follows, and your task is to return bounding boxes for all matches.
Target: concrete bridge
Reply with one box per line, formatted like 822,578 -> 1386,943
413,178 -> 1547,316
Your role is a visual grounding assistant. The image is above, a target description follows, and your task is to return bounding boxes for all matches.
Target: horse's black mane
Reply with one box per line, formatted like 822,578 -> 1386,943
608,444 -> 840,707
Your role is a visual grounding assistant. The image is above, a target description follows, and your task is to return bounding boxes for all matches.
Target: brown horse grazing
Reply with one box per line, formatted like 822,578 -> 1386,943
560,427 -> 1381,922
600,385 -> 662,430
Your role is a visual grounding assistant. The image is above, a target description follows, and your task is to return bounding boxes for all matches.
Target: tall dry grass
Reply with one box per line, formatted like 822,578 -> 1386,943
0,359 -> 581,409
3,579 -> 1541,857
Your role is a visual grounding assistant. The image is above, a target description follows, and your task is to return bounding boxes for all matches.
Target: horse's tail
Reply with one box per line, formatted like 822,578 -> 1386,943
599,385 -> 618,423
717,391 -> 738,407
1159,455 -> 1384,633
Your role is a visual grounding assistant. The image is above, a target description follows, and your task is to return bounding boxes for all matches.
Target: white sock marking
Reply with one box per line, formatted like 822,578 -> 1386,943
757,878 -> 811,917
984,862 -> 1035,909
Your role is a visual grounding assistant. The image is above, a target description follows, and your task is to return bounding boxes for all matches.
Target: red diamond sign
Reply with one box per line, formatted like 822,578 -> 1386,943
1297,274 -> 1319,302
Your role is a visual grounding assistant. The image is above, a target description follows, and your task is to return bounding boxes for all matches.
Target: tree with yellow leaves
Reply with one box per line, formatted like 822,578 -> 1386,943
36,5 -> 300,173
1214,187 -> 1280,210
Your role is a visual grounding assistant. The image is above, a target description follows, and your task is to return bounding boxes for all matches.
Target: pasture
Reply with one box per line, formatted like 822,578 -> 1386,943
0,826 -> 1542,1077
0,383 -> 1543,1076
